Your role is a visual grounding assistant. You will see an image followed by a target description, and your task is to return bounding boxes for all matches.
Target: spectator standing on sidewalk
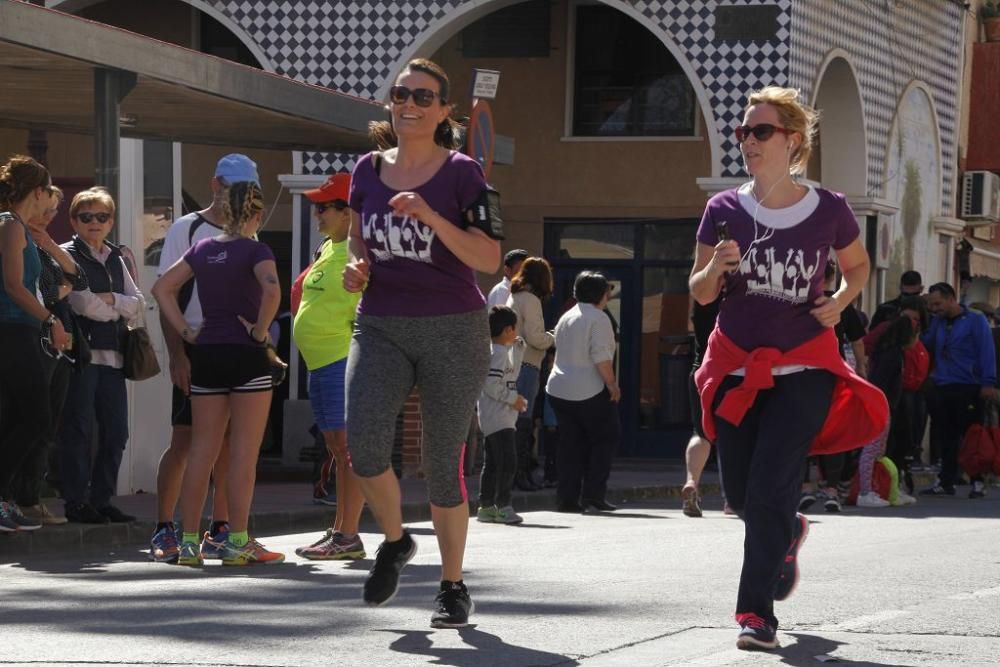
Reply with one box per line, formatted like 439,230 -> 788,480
292,173 -> 367,560
149,156 -> 252,563
546,271 -> 620,514
60,187 -> 143,525
0,155 -> 66,533
154,178 -> 281,566
920,283 -> 997,499
342,58 -> 499,628
690,87 -> 886,651
507,257 -> 555,491
486,248 -> 527,308
476,305 -> 527,525
870,270 -> 923,330
14,186 -> 83,525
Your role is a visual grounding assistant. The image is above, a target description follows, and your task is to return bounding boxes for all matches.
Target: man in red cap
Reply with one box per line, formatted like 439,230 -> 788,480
291,173 -> 369,560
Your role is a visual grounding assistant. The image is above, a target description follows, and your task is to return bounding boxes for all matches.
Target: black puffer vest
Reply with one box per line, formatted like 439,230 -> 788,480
63,236 -> 127,352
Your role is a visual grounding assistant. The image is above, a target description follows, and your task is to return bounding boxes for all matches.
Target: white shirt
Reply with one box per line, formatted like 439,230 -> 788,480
486,276 -> 511,309
156,212 -> 223,329
545,303 -> 616,401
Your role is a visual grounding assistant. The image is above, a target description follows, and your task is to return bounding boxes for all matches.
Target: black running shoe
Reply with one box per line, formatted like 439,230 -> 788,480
774,512 -> 808,602
363,531 -> 417,606
430,580 -> 474,629
736,613 -> 778,650
64,502 -> 110,524
97,505 -> 136,523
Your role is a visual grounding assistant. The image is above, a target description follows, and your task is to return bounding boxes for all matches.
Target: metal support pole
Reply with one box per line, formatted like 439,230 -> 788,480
94,68 -> 136,242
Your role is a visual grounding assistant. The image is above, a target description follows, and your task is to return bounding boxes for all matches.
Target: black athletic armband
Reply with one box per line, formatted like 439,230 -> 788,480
462,186 -> 504,240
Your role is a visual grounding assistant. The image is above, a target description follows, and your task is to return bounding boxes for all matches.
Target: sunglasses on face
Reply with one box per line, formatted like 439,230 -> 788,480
389,85 -> 442,108
316,201 -> 348,214
75,212 -> 112,224
734,123 -> 795,143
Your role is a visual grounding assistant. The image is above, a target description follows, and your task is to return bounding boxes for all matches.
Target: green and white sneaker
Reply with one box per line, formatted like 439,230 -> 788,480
177,541 -> 203,567
495,505 -> 524,525
476,505 -> 499,523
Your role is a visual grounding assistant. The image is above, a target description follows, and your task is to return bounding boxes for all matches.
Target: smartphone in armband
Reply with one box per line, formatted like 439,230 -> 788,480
463,186 -> 505,240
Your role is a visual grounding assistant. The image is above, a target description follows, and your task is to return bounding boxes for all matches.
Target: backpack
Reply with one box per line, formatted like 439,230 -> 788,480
959,422 -> 999,477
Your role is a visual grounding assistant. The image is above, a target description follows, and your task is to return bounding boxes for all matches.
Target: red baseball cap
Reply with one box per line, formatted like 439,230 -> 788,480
304,173 -> 350,204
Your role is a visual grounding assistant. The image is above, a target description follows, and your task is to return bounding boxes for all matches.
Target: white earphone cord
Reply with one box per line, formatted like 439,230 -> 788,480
738,144 -> 795,267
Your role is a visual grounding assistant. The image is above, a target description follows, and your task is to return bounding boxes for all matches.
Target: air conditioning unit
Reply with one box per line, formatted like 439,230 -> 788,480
961,171 -> 1000,225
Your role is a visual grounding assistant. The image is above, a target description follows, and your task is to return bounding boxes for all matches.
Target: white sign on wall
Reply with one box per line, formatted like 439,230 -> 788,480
471,69 -> 501,99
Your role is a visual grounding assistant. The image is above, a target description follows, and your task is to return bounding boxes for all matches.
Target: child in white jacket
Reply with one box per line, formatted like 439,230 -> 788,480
477,305 -> 527,524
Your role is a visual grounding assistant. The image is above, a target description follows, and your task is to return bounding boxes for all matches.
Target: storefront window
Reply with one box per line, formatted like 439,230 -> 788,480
638,267 -> 692,430
643,221 -> 697,261
554,223 -> 635,260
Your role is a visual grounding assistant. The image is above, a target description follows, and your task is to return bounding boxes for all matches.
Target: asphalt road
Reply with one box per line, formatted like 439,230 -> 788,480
1,494 -> 998,666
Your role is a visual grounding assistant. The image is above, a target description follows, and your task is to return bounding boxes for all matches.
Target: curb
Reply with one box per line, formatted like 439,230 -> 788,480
0,481 -> 715,560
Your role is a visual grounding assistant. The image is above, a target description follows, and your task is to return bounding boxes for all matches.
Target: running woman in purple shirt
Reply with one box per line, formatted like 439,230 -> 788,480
153,180 -> 282,567
343,59 -> 500,628
689,87 -> 870,651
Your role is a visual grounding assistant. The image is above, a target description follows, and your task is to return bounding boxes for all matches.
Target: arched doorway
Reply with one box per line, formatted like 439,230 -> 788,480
811,53 -> 867,196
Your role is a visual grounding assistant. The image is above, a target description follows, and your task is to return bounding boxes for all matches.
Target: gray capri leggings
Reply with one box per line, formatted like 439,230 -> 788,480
346,309 -> 490,507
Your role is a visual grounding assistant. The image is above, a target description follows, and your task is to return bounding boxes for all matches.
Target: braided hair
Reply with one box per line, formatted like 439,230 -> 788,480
220,180 -> 264,236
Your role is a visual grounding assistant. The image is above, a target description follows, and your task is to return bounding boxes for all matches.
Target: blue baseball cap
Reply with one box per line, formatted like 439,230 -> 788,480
215,154 -> 259,185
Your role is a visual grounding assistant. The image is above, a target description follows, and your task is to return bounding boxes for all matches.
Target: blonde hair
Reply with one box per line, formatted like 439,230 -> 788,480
50,185 -> 64,202
221,181 -> 264,236
746,86 -> 819,176
70,186 -> 116,218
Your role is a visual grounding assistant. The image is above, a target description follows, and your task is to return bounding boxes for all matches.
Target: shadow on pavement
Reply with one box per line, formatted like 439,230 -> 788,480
384,627 -> 579,667
782,633 -> 908,667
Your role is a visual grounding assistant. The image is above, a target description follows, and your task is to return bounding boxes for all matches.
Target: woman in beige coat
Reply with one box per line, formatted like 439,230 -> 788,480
506,257 -> 554,490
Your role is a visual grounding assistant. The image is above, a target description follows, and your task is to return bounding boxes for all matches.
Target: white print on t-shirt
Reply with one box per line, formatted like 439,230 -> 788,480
735,239 -> 821,304
363,212 -> 435,263
207,250 -> 228,264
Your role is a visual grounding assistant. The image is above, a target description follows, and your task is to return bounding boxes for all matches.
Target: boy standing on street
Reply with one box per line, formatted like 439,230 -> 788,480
477,305 -> 527,524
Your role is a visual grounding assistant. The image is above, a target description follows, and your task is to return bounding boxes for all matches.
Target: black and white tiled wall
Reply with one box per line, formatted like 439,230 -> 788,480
209,0 -> 962,208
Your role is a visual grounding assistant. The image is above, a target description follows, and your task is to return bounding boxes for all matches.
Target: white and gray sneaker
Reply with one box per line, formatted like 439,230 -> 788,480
495,505 -> 524,525
857,491 -> 890,508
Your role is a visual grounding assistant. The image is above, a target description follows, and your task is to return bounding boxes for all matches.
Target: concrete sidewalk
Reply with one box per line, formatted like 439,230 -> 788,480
0,464 -> 719,560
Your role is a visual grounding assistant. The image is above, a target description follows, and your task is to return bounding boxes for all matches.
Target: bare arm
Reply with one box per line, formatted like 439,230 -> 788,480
811,239 -> 870,328
30,229 -> 80,279
248,259 -> 281,342
388,192 -> 500,273
689,241 -> 740,305
151,258 -> 196,344
851,339 -> 868,376
343,210 -> 370,292
595,360 -> 621,402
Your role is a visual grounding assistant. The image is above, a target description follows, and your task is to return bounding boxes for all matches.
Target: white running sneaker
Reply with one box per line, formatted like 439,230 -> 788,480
894,488 -> 917,506
857,491 -> 891,508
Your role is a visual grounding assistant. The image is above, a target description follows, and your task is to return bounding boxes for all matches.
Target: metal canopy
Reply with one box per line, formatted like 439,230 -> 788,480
0,0 -> 383,152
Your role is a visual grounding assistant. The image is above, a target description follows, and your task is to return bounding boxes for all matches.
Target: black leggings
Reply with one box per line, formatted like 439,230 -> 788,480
0,322 -> 51,501
713,369 -> 836,629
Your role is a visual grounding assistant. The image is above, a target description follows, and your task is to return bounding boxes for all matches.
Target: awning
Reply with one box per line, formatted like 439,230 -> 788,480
965,237 -> 1000,280
0,0 -> 383,152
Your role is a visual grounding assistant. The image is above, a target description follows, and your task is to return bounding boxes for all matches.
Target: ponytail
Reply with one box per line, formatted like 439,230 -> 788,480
0,154 -> 50,211
220,181 -> 264,236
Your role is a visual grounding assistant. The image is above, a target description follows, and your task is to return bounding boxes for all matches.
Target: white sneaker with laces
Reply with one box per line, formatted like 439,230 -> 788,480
857,491 -> 891,508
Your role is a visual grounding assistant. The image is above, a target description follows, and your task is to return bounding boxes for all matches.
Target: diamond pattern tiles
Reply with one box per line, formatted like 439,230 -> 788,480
207,0 -> 961,209
791,0 -> 963,203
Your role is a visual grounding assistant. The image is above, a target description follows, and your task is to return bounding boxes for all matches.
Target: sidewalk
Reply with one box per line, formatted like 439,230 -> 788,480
0,464 -> 718,560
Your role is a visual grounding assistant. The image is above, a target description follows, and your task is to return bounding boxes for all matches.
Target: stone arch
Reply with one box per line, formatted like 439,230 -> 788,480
377,0 -> 724,175
48,0 -> 276,73
810,50 -> 867,196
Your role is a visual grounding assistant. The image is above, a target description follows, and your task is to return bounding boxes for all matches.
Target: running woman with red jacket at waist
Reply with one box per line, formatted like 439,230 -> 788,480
689,86 -> 887,651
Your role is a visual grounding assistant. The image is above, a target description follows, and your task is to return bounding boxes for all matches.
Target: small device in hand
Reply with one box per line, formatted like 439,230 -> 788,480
715,220 -> 739,271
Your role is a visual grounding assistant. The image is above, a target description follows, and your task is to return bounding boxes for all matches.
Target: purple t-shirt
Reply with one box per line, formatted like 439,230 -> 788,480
697,184 -> 860,353
349,150 -> 487,317
183,237 -> 275,345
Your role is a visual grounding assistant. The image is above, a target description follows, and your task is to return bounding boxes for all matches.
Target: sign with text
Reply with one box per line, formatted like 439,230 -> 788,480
471,69 -> 501,100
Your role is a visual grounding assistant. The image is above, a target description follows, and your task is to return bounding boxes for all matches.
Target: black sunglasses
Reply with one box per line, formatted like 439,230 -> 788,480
389,85 -> 443,108
316,201 -> 349,214
75,212 -> 112,224
734,123 -> 795,143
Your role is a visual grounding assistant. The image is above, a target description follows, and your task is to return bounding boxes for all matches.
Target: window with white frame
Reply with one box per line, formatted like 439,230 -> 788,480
570,3 -> 696,137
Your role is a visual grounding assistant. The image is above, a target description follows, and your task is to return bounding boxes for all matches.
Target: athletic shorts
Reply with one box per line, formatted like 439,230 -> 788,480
309,357 -> 347,432
190,344 -> 271,396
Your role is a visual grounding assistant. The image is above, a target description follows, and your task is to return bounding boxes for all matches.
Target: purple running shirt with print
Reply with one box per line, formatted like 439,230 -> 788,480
349,151 -> 488,317
183,236 -> 275,346
696,184 -> 860,353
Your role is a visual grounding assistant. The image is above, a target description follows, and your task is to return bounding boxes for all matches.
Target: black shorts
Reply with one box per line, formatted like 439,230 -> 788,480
190,344 -> 271,396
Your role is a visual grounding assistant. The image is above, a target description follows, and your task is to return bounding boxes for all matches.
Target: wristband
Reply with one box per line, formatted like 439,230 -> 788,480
44,313 -> 56,326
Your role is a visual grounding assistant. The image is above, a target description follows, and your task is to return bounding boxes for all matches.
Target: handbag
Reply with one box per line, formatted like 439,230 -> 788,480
124,309 -> 161,381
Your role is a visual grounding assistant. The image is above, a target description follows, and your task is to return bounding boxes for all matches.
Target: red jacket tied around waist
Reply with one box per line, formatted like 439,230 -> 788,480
694,328 -> 889,455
